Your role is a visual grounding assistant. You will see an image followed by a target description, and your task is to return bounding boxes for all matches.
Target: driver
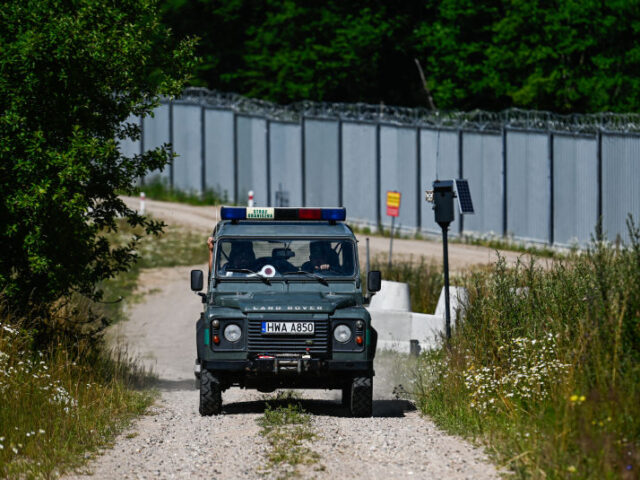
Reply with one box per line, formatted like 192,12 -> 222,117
221,240 -> 256,272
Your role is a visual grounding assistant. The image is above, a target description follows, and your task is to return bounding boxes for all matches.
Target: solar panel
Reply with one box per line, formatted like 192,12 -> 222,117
455,179 -> 475,214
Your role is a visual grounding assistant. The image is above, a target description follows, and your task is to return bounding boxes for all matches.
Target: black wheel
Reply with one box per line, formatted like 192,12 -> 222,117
199,370 -> 222,416
350,376 -> 373,417
341,383 -> 352,408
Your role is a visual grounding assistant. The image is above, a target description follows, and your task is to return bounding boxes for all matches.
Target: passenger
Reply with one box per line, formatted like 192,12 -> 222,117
302,241 -> 335,272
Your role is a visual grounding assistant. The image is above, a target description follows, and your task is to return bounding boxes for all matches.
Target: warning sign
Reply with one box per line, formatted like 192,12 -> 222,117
386,191 -> 401,217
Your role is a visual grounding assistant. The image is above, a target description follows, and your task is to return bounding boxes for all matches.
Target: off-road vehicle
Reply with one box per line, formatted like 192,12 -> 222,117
190,206 -> 381,417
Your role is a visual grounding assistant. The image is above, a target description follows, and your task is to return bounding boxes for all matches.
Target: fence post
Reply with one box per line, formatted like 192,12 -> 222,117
338,119 -> 343,207
301,117 -> 306,207
233,114 -> 238,204
375,123 -> 381,229
139,114 -> 145,186
502,127 -> 508,237
548,132 -> 554,245
169,100 -> 174,188
597,129 -> 603,230
416,127 -> 421,231
201,106 -> 206,195
458,129 -> 464,235
266,119 -> 271,206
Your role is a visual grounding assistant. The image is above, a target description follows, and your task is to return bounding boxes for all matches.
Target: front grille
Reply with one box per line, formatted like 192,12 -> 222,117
247,319 -> 329,355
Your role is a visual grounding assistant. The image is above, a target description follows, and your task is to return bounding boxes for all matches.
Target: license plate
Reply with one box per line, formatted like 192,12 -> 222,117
261,322 -> 315,335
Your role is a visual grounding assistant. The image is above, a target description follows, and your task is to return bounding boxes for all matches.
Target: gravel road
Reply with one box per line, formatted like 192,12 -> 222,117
64,198 -> 504,479
121,196 -> 534,271
66,264 -> 499,480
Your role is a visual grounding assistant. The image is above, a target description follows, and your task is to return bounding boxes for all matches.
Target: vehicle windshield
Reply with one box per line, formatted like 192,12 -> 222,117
216,238 -> 356,279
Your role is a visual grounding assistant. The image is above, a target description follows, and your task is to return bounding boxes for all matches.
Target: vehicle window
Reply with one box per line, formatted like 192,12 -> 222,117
216,239 -> 355,278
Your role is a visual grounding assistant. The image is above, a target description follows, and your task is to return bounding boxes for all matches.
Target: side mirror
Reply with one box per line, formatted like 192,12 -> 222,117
191,269 -> 204,292
367,270 -> 381,293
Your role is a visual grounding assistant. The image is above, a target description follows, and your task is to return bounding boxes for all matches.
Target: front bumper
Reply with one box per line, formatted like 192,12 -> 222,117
201,357 -> 372,374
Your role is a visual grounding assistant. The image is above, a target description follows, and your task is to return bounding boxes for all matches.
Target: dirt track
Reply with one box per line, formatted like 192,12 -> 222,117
122,196 -> 533,271
63,198 -> 505,479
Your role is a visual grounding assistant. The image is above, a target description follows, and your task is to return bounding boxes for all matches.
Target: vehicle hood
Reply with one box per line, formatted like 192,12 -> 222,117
215,292 -> 356,314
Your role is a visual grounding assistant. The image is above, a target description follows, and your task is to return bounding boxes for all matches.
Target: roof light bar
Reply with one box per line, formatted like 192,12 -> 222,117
219,206 -> 346,222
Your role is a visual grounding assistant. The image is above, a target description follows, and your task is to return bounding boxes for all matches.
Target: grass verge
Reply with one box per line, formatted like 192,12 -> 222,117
411,220 -> 640,479
133,177 -> 228,206
257,393 -> 322,479
0,218 -> 207,478
0,304 -> 155,479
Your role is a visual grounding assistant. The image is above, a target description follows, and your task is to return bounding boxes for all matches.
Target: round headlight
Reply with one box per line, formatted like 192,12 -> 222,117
333,324 -> 352,343
223,324 -> 242,343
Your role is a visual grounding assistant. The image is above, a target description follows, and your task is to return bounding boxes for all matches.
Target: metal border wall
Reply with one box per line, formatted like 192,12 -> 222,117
128,88 -> 640,246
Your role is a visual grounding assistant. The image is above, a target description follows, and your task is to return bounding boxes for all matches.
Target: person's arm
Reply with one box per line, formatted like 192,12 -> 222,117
207,236 -> 214,274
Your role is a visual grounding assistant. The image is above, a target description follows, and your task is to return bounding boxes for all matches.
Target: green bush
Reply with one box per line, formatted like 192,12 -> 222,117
414,219 -> 640,479
0,0 -> 196,314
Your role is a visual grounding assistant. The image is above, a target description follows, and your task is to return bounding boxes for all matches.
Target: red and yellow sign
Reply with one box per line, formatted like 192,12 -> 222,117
386,191 -> 401,217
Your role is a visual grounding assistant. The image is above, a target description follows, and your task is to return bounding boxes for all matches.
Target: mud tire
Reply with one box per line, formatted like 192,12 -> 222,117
350,376 -> 373,417
199,370 -> 222,416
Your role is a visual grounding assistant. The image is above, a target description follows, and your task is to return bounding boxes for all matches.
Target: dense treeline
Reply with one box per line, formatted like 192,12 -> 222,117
162,0 -> 640,113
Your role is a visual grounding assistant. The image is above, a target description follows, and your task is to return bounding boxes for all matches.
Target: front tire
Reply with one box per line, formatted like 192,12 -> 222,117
341,383 -> 352,408
199,370 -> 222,416
350,376 -> 373,417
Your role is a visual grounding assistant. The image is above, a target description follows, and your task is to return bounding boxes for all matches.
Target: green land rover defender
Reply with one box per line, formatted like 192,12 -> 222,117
190,206 -> 381,417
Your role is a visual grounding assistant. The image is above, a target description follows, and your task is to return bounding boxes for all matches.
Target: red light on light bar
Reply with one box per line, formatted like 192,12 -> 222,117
298,208 -> 322,220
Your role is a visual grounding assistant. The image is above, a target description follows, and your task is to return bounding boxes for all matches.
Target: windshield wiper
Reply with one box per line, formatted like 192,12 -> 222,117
284,271 -> 328,286
225,268 -> 271,285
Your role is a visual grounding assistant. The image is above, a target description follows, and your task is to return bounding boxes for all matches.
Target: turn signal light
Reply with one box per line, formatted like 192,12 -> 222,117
213,335 -> 220,345
355,335 -> 363,346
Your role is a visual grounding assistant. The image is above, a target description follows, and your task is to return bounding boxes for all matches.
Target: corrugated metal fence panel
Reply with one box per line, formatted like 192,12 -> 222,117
342,123 -> 377,225
143,105 -> 170,183
304,119 -> 339,206
204,109 -> 234,202
119,114 -> 140,158
269,122 -> 302,207
237,116 -> 268,206
420,130 -> 460,234
461,132 -> 503,236
380,126 -> 418,229
602,135 -> 640,243
506,132 -> 550,242
553,135 -> 598,246
172,104 -> 202,192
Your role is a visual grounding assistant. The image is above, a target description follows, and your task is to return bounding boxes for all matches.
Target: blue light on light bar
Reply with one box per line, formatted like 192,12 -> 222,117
321,208 -> 346,221
220,206 -> 246,220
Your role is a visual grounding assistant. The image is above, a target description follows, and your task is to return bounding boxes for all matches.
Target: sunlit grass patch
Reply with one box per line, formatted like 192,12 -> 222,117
257,400 -> 321,479
412,220 -> 640,479
0,308 -> 155,479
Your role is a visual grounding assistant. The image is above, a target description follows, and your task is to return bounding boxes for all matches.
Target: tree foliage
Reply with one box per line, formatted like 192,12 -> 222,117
0,0 -> 196,311
162,0 -> 640,113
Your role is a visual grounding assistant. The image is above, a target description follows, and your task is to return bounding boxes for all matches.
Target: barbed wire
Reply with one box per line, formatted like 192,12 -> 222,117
178,87 -> 640,133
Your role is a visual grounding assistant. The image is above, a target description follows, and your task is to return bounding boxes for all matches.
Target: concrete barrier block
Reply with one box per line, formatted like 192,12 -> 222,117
368,280 -> 411,311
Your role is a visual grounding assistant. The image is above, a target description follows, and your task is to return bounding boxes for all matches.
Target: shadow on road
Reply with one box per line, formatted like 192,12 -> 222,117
154,378 -> 196,392
222,398 -> 416,418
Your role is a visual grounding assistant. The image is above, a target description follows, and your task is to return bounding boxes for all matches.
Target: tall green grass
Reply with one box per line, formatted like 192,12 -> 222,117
0,302 -> 154,478
133,177 -> 227,205
0,219 -> 207,478
369,255 -> 467,314
412,221 -> 640,479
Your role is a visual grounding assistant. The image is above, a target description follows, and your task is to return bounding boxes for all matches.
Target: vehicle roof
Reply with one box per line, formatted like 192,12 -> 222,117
216,221 -> 355,238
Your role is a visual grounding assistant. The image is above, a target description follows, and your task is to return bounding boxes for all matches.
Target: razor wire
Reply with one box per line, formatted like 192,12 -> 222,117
177,87 -> 640,133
